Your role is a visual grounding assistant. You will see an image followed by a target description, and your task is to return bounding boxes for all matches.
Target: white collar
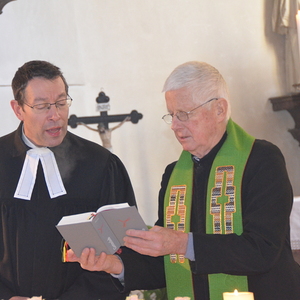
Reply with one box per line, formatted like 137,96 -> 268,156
14,127 -> 67,200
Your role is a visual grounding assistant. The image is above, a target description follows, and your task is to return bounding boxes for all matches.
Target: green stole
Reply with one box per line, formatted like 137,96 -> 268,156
163,119 -> 255,300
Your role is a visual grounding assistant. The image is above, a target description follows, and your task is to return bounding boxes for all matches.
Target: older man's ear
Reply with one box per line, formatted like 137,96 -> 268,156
215,98 -> 228,120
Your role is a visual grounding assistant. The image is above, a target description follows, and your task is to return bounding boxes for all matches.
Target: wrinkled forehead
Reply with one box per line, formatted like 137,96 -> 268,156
165,87 -> 208,111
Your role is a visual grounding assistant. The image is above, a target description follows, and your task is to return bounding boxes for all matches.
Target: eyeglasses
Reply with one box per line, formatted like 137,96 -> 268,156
162,97 -> 219,124
23,96 -> 73,114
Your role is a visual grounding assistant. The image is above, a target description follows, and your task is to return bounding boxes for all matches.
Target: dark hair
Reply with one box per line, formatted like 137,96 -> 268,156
11,60 -> 69,105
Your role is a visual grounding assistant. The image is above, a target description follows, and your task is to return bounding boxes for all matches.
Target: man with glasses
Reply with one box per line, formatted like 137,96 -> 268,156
69,61 -> 300,300
0,60 -> 136,300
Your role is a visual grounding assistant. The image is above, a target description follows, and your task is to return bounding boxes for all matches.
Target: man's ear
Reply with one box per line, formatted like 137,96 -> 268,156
10,100 -> 24,121
216,98 -> 228,120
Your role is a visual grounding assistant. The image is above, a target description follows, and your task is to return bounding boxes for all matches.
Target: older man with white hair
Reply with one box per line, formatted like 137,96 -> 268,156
69,61 -> 300,300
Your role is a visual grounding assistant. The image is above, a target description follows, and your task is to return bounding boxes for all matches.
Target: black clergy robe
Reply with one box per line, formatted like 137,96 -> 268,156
0,123 -> 135,300
119,136 -> 300,300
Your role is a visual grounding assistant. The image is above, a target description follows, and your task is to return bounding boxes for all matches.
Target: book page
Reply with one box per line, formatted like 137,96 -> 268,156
57,212 -> 94,225
96,202 -> 129,213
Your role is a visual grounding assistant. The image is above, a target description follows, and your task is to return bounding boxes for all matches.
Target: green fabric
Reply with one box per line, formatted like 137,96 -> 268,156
164,119 -> 255,300
206,119 -> 255,300
164,150 -> 195,300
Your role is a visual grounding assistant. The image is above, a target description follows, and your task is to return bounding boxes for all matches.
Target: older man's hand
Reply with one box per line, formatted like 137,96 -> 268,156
124,225 -> 188,257
67,248 -> 123,274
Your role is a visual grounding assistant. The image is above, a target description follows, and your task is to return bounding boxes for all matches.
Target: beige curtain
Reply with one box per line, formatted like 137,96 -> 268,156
272,0 -> 300,93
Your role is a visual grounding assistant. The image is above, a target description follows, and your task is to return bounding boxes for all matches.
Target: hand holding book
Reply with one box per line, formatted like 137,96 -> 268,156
56,203 -> 148,257
67,247 -> 124,274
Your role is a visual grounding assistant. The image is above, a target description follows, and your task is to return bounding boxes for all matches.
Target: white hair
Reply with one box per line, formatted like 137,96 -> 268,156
163,61 -> 231,119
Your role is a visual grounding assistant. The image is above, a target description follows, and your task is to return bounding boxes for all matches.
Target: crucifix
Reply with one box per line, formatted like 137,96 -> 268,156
68,91 -> 143,151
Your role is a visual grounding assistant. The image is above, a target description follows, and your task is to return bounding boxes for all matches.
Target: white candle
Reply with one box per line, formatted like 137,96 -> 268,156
125,296 -> 139,300
223,289 -> 254,300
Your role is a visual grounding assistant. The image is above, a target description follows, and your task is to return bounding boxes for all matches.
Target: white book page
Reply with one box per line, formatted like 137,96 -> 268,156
96,202 -> 129,213
57,212 -> 94,225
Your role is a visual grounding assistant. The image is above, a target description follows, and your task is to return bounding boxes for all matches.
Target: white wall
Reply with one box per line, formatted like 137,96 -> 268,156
0,0 -> 298,225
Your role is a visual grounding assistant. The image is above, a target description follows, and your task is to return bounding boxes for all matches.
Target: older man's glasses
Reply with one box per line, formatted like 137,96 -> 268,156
23,96 -> 73,114
162,97 -> 219,124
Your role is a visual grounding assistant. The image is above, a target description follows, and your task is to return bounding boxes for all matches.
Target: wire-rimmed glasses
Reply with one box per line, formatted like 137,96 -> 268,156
162,97 -> 219,124
23,96 -> 73,114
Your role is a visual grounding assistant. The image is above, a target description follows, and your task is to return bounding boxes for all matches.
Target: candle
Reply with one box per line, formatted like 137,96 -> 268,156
223,289 -> 254,300
125,295 -> 139,300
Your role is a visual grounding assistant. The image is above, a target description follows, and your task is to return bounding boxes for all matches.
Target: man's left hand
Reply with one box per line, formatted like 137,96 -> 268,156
67,248 -> 123,274
124,225 -> 188,257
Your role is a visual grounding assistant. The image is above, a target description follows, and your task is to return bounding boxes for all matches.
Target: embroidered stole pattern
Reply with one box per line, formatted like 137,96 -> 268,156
164,151 -> 194,300
210,165 -> 235,235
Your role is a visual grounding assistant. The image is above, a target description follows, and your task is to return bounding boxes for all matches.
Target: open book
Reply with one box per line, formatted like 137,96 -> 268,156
56,203 -> 148,256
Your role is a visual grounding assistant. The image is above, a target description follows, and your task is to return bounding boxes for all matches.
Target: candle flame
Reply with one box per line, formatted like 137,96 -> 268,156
234,289 -> 239,295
